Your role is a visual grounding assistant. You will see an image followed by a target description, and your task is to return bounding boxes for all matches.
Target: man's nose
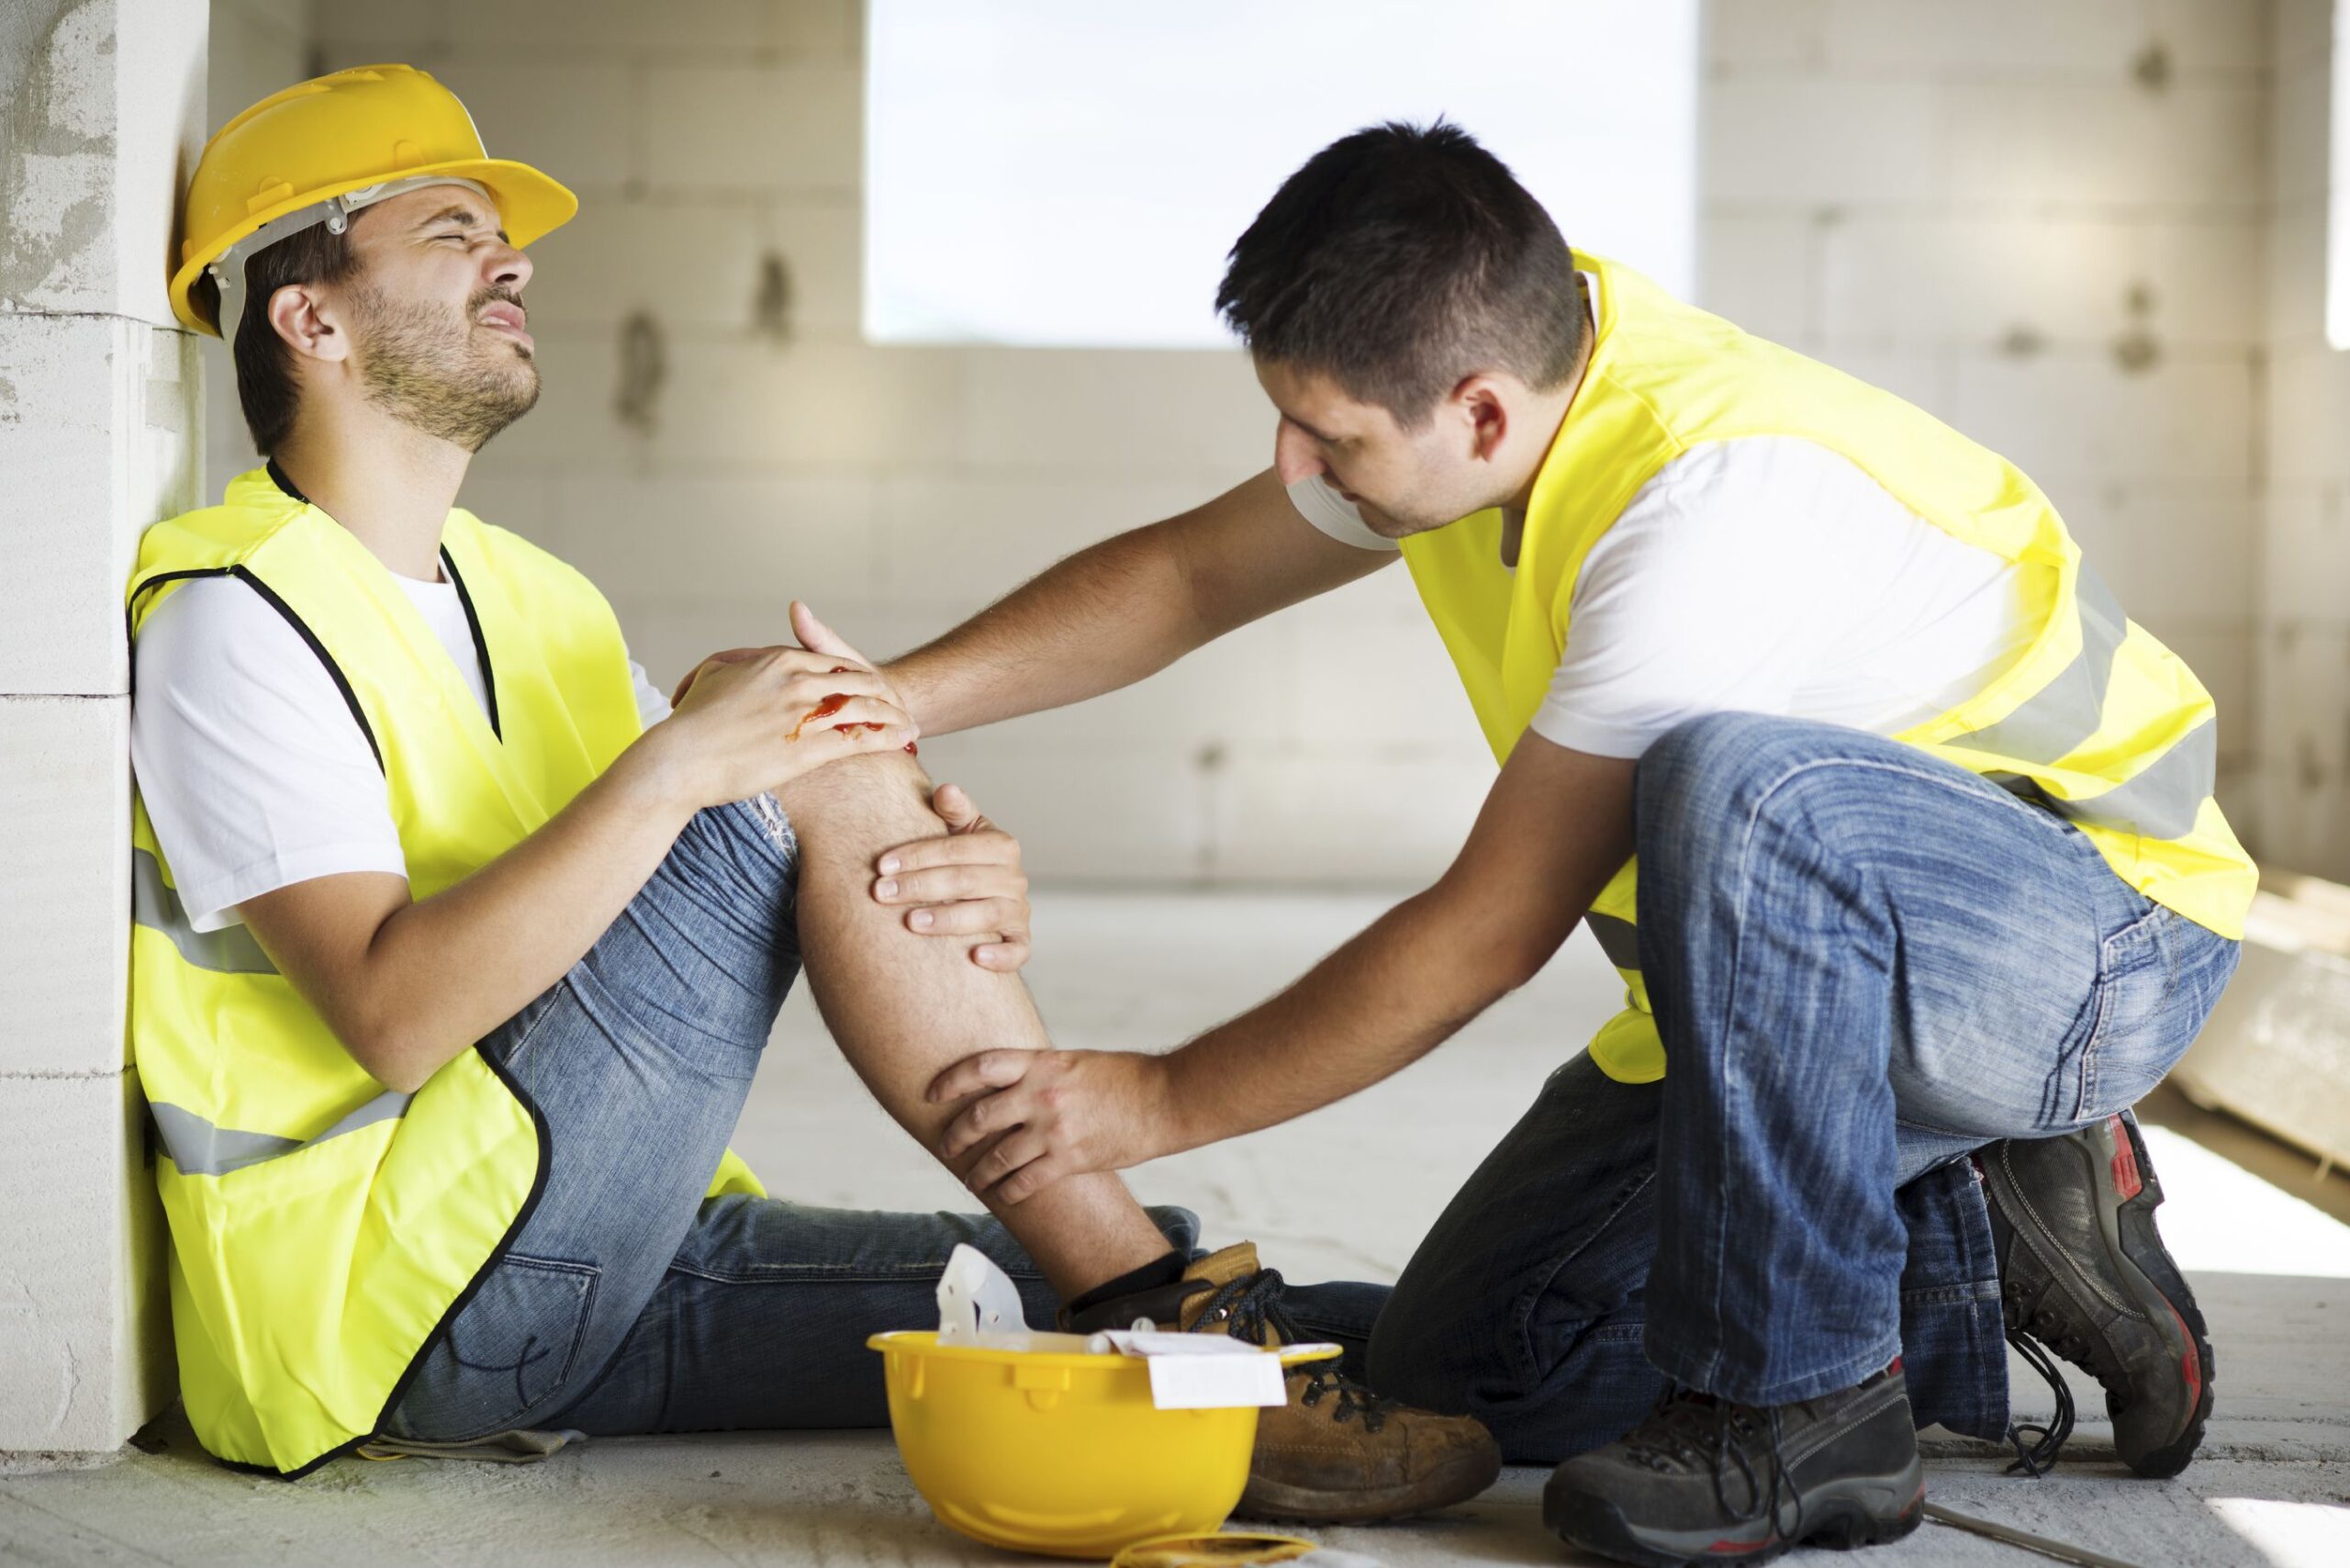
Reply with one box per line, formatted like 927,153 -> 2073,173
1272,419 -> 1323,487
487,241 -> 532,295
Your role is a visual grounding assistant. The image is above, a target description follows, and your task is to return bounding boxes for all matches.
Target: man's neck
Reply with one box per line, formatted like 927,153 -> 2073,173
273,407 -> 471,582
1504,383 -> 1582,515
1493,379 -> 1583,568
1499,275 -> 1599,523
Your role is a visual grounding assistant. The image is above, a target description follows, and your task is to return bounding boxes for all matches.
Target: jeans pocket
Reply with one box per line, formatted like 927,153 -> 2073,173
2074,906 -> 2199,1123
394,1254 -> 601,1442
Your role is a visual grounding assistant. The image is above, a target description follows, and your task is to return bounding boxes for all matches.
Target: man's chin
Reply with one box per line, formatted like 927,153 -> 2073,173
1361,504 -> 1438,540
459,377 -> 542,454
491,358 -> 542,409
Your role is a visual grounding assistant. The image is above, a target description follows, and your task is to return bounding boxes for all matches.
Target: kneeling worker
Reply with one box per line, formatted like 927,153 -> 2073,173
901,123 -> 2250,1564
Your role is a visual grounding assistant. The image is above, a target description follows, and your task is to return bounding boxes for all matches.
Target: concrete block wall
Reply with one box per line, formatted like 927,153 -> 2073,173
198,0 -> 313,501
2258,0 -> 2350,880
296,0 -> 2287,886
1700,0 -> 2273,836
0,0 -> 205,1462
305,0 -> 1494,888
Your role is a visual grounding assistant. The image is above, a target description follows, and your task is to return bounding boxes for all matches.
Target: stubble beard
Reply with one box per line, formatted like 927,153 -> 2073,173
352,285 -> 542,454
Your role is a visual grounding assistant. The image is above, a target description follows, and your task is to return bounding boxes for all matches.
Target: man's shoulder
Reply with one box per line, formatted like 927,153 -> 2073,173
1576,439 -> 1849,604
1617,436 -> 1911,543
136,469 -> 312,579
134,573 -> 312,679
1650,434 -> 1859,493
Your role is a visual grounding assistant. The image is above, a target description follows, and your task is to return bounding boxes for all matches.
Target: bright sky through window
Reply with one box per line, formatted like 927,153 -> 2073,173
866,0 -> 1700,348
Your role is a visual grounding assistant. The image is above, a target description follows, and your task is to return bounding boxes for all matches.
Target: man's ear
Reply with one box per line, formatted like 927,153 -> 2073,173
265,283 -> 350,366
1454,373 -> 1510,464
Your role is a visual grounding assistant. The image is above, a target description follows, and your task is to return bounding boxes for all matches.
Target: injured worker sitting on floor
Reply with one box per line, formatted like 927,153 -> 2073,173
896,122 -> 2255,1564
127,64 -> 1500,1521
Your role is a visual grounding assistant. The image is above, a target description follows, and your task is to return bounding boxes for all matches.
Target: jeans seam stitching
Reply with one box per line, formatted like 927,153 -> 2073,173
1686,749 -> 1934,1397
1692,752 -> 1886,1391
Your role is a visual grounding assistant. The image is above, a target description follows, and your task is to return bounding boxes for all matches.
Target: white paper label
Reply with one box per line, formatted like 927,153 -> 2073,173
1145,1350 -> 1288,1410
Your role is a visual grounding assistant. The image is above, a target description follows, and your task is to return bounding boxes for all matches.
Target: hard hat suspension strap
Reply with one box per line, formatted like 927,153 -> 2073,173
206,175 -> 494,347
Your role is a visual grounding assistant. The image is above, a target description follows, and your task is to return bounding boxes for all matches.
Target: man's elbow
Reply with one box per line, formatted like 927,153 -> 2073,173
336,1015 -> 440,1097
356,1049 -> 433,1099
1400,883 -> 1557,1004
1470,925 -> 1561,999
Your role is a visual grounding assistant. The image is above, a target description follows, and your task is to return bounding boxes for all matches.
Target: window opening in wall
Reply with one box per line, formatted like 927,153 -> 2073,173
864,0 -> 1700,349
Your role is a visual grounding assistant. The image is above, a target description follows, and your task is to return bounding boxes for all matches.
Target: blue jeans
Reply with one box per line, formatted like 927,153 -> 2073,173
381,798 -> 1387,1443
1368,714 -> 2240,1464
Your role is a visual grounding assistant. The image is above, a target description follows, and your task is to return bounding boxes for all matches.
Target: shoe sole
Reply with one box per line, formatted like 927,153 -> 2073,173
1542,1456 -> 1926,1567
1986,1112 -> 2214,1479
2107,1113 -> 2215,1478
1234,1441 -> 1503,1525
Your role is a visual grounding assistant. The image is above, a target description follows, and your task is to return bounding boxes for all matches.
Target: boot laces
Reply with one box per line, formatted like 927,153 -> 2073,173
2000,1322 -> 2078,1478
1621,1387 -> 1806,1544
1998,1275 -> 2117,1477
1192,1267 -> 1391,1433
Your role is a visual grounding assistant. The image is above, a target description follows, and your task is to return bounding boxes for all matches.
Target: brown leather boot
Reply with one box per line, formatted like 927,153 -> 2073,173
1066,1242 -> 1501,1524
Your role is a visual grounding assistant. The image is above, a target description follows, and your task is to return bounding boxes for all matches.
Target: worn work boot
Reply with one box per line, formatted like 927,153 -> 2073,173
1542,1363 -> 1926,1567
1976,1110 -> 2213,1479
1065,1242 -> 1501,1523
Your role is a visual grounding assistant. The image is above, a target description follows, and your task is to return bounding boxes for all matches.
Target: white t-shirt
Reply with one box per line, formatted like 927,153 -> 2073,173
130,570 -> 670,935
1288,436 -> 2034,760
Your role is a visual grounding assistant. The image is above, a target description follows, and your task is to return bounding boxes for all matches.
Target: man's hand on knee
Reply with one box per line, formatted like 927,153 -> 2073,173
872,782 -> 1033,971
780,752 -> 1036,971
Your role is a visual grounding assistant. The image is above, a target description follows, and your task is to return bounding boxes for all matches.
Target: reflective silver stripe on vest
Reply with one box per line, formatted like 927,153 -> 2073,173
1585,912 -> 1642,971
1582,567 -> 2206,971
1945,565 -> 2127,767
150,1092 -> 411,1177
2057,717 -> 2217,842
132,848 -> 278,976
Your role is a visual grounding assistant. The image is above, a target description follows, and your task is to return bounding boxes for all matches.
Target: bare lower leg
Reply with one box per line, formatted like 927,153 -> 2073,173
778,754 -> 1174,1300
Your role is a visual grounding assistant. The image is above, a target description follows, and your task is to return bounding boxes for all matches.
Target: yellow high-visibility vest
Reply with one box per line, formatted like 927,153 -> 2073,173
1396,255 -> 2256,1086
128,469 -> 763,1476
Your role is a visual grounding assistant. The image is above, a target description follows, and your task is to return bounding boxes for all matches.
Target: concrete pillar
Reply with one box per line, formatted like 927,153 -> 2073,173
0,0 -> 206,1465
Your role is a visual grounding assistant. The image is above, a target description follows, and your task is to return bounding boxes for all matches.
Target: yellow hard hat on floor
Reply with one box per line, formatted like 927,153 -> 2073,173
170,63 -> 576,338
867,1330 -> 1345,1560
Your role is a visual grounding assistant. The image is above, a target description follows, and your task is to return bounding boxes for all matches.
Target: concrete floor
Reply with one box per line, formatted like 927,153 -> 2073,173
7,890 -> 2350,1567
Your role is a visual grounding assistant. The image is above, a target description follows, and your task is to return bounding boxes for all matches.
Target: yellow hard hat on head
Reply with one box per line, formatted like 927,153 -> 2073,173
171,63 -> 576,338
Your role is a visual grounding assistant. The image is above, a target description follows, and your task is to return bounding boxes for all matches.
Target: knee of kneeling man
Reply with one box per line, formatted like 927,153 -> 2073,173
1365,1299 -> 1494,1411
1363,1332 -> 1461,1413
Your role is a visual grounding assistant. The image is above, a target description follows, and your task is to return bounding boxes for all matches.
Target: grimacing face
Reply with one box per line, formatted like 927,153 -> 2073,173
328,186 -> 541,452
1257,359 -> 1509,538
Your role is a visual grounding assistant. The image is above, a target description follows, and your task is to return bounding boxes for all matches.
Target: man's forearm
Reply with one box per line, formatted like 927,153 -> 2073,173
1154,883 -> 1550,1155
934,736 -> 1630,1199
887,521 -> 1214,737
279,739 -> 699,1092
887,469 -> 1391,737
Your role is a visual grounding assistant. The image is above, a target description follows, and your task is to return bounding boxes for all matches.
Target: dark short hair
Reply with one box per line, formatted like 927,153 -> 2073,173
190,221 -> 364,456
1216,120 -> 1587,425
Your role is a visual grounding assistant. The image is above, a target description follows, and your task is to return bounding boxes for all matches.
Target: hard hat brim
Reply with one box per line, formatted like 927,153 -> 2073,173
168,158 -> 579,338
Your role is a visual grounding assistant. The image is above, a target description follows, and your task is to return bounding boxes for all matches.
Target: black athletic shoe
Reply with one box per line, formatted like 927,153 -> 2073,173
1977,1109 -> 2213,1479
1541,1364 -> 1926,1567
